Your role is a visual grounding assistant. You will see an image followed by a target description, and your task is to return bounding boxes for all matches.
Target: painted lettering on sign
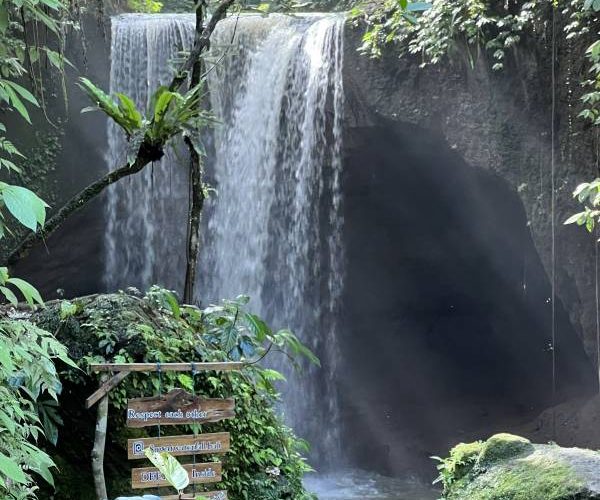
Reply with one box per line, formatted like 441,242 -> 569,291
128,433 -> 230,459
131,462 -> 222,489
126,389 -> 235,428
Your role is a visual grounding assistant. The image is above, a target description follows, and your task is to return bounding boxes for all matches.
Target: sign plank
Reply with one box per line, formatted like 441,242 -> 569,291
91,362 -> 242,372
162,492 -> 228,500
127,389 -> 235,428
128,433 -> 230,459
131,462 -> 221,489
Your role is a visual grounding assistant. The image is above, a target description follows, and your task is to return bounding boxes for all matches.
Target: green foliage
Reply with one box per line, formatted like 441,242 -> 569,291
0,183 -> 48,234
78,78 -> 214,163
432,440 -> 483,491
127,0 -> 164,12
34,287 -> 316,499
352,0 -> 539,66
0,80 -> 39,124
0,0 -> 71,235
0,6 -> 70,492
79,78 -> 142,138
0,319 -> 76,499
580,38 -> 600,125
0,268 -> 44,307
564,179 -> 600,233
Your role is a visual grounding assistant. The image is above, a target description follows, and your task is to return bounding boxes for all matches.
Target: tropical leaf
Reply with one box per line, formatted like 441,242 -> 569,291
144,449 -> 189,492
0,184 -> 47,231
6,278 -> 44,307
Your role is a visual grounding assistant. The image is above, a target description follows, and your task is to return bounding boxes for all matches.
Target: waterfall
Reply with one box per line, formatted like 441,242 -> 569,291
204,13 -> 345,466
105,12 -> 345,468
105,14 -> 195,293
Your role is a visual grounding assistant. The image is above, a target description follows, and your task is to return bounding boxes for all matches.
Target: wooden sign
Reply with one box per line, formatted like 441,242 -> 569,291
131,462 -> 222,489
162,492 -> 228,500
127,433 -> 230,459
127,389 -> 235,428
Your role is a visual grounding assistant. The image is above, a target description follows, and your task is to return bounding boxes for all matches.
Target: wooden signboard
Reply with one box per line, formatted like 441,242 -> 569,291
128,433 -> 230,459
162,492 -> 228,500
131,462 -> 222,489
126,389 -> 235,428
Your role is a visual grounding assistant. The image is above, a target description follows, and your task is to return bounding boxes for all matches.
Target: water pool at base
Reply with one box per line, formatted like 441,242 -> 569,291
304,469 -> 439,499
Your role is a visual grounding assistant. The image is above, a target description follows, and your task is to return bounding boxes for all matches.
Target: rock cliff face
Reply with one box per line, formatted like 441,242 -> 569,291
337,22 -> 600,475
344,28 -> 598,361
342,23 -> 599,362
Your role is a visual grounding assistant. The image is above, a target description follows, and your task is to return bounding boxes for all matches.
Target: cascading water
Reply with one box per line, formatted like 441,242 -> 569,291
203,14 -> 346,466
105,12 -> 346,467
105,14 -> 195,293
104,12 -> 443,498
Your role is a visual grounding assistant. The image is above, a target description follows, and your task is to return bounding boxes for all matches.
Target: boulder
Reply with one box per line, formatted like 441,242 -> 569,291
442,433 -> 600,499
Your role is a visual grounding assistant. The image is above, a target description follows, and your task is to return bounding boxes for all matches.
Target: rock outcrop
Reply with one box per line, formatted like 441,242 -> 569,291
441,433 -> 600,499
343,21 -> 600,364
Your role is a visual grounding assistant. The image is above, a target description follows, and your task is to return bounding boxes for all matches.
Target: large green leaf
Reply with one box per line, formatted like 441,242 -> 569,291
0,286 -> 18,305
6,278 -> 44,307
0,452 -> 27,484
5,81 -> 39,107
153,90 -> 175,122
1,184 -> 47,231
144,449 -> 189,492
116,93 -> 143,129
245,313 -> 270,342
1,84 -> 31,123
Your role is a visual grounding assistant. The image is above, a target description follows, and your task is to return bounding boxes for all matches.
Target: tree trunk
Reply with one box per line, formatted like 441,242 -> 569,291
183,2 -> 207,304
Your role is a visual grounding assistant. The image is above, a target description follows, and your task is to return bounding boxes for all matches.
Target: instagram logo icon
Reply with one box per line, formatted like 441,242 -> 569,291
132,440 -> 145,456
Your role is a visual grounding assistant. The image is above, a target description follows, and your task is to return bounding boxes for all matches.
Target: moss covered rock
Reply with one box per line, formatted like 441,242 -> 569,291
438,434 -> 600,499
476,433 -> 534,467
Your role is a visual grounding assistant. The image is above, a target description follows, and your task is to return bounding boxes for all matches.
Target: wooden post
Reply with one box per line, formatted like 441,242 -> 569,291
91,374 -> 109,500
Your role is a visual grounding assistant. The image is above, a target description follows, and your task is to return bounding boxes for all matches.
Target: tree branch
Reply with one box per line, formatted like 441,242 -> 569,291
168,0 -> 237,92
6,154 -> 153,266
183,1 -> 207,304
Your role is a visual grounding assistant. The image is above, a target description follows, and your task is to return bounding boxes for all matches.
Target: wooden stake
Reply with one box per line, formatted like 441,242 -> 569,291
91,374 -> 109,500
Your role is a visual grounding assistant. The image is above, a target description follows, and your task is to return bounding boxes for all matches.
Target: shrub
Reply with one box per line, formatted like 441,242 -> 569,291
32,287 -> 316,500
0,318 -> 76,499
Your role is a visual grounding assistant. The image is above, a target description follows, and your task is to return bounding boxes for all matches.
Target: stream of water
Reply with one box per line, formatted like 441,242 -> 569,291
305,470 -> 439,499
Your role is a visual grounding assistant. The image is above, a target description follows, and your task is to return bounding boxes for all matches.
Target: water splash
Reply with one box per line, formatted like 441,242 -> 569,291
305,470 -> 438,499
105,12 -> 346,468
